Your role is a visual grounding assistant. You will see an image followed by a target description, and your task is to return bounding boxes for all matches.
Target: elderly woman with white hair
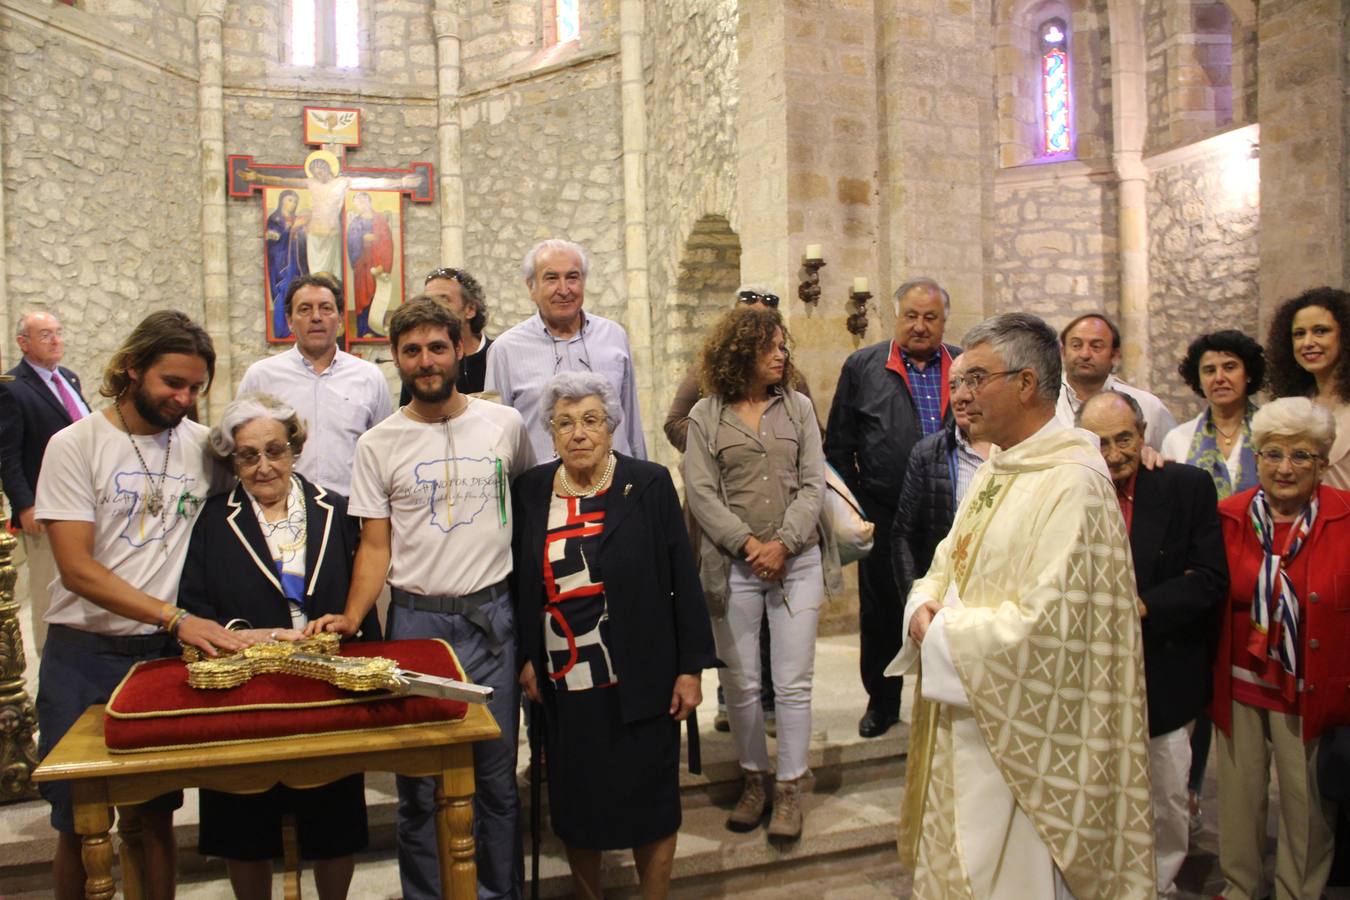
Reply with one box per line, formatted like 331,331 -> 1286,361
177,391 -> 380,900
512,371 -> 717,899
1212,396 -> 1350,900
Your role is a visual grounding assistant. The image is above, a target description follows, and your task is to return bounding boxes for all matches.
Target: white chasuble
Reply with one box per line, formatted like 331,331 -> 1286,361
889,420 -> 1156,900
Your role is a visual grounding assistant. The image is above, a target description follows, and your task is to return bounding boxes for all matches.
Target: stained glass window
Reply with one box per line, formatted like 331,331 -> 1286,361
291,1 -> 360,68
1040,18 -> 1071,157
335,0 -> 359,68
292,0 -> 317,67
556,0 -> 580,43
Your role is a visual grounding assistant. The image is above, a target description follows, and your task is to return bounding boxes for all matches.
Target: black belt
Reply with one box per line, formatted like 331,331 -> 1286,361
47,623 -> 176,657
390,580 -> 509,655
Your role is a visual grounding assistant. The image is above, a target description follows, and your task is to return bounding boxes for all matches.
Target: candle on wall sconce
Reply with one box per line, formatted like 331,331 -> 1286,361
847,282 -> 873,338
852,277 -> 868,294
798,246 -> 826,306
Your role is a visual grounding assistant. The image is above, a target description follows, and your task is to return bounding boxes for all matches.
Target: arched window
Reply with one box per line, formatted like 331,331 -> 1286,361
542,0 -> 580,46
291,0 -> 360,68
1039,17 -> 1071,157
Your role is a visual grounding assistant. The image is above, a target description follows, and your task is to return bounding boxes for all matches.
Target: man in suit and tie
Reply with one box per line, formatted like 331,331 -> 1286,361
0,311 -> 91,652
1078,389 -> 1229,895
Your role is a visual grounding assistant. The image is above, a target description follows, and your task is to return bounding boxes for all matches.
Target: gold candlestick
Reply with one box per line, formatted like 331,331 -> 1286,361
0,373 -> 39,802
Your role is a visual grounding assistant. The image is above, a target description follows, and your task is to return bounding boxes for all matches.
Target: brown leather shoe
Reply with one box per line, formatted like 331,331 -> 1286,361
726,769 -> 770,832
767,776 -> 803,842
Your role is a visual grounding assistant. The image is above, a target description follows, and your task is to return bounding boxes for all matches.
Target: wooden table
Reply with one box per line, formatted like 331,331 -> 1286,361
33,703 -> 501,900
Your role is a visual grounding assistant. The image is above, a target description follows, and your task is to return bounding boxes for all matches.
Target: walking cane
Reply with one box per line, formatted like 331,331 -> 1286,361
529,698 -> 543,900
686,709 -> 702,776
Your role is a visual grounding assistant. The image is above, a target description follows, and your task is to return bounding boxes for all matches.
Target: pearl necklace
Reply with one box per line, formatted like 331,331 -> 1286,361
559,452 -> 616,498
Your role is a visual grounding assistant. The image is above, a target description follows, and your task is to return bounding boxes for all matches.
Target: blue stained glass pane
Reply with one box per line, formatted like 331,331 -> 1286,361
557,0 -> 580,43
1042,48 -> 1070,154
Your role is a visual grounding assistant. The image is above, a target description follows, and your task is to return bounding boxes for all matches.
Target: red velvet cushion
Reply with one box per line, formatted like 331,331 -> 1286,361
105,640 -> 469,753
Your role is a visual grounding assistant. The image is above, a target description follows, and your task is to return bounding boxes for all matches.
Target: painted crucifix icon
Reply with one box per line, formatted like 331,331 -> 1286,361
228,107 -> 435,343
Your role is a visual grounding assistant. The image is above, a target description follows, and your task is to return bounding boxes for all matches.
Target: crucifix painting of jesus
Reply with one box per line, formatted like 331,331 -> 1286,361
234,139 -> 430,343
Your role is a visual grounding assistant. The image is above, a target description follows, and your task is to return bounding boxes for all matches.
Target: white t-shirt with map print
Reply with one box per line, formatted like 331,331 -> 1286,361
348,397 -> 536,598
35,411 -> 229,636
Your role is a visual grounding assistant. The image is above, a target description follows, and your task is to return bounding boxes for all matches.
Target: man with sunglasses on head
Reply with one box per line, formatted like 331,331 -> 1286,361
238,273 -> 393,497
824,277 -> 959,739
486,238 -> 647,462
399,267 -> 492,401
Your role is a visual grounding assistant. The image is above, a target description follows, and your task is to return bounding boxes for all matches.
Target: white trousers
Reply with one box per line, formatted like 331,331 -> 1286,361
711,545 -> 823,781
1149,723 -> 1194,895
22,531 -> 57,653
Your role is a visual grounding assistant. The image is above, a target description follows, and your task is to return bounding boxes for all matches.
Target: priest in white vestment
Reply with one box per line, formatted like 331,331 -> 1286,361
889,312 -> 1156,899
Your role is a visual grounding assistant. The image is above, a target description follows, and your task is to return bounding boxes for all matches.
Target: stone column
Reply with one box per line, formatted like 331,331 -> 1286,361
433,1 -> 465,265
619,0 -> 655,450
1256,0 -> 1346,330
197,0 -> 231,416
1108,0 -> 1150,385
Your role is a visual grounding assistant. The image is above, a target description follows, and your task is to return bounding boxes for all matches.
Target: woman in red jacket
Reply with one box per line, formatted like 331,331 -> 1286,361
1214,396 -> 1350,900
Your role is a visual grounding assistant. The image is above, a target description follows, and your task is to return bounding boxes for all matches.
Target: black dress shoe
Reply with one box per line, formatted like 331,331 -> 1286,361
858,709 -> 899,738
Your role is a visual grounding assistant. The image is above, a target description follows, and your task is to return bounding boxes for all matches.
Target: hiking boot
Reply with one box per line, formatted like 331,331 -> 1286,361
726,769 -> 770,832
767,776 -> 803,842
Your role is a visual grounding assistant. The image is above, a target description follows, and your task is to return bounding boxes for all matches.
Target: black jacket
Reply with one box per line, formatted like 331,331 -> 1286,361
511,454 -> 719,723
1130,462 -> 1229,737
177,476 -> 381,639
824,340 -> 960,517
890,423 -> 960,602
0,359 -> 90,525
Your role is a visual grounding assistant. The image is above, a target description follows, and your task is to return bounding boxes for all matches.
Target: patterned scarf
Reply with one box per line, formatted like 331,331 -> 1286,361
1247,489 -> 1317,702
1186,401 -> 1259,500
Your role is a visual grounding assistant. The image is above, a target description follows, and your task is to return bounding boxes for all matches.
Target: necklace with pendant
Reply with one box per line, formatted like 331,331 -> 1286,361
115,402 -> 173,517
402,399 -> 467,520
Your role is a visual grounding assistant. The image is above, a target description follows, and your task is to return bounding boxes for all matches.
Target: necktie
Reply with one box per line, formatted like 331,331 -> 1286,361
51,375 -> 84,422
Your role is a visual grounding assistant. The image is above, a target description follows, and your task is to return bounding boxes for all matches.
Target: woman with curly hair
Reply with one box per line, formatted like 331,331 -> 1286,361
682,305 -> 834,843
1267,287 -> 1350,488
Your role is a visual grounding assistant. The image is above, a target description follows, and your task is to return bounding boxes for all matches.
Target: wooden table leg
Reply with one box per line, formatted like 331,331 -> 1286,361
72,783 -> 115,900
435,744 -> 477,900
116,805 -> 146,900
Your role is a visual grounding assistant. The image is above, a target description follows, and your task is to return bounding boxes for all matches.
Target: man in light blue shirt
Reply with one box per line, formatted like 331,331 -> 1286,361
238,274 -> 393,496
485,239 -> 646,461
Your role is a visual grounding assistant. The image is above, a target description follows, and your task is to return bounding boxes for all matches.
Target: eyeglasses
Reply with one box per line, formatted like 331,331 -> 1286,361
234,442 -> 293,468
738,291 -> 780,309
1255,448 -> 1324,469
949,369 -> 1023,394
552,334 -> 593,374
21,329 -> 62,344
425,267 -> 462,284
550,413 -> 609,435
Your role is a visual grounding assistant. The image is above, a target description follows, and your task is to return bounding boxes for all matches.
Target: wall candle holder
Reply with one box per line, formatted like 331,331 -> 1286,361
0,374 -> 39,804
798,258 -> 826,306
847,289 -> 872,338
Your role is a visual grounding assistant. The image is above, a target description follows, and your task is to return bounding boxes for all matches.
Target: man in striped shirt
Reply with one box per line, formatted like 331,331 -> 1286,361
485,239 -> 646,462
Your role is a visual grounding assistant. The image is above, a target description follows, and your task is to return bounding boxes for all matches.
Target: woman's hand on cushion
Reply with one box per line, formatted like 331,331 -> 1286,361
669,674 -> 702,721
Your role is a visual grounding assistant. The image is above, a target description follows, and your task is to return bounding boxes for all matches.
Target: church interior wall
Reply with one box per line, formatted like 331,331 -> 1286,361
1145,125 -> 1259,422
0,0 -> 203,385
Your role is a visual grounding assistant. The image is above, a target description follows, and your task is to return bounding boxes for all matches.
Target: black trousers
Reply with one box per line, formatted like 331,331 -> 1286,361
858,506 -> 903,716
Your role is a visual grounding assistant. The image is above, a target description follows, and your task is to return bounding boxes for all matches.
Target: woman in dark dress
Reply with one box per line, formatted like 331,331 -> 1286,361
178,392 -> 380,900
512,371 -> 718,900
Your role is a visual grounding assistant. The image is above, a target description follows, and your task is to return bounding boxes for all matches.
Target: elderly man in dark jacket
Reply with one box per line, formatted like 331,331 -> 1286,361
1078,389 -> 1227,895
890,354 -> 989,604
825,278 -> 960,737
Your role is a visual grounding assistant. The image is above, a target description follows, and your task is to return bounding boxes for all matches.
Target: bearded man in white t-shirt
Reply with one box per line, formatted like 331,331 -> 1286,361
309,296 -> 536,900
35,310 -> 246,900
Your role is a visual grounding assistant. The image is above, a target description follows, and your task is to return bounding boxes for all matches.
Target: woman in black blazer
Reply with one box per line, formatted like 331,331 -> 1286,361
512,371 -> 718,900
178,392 -> 379,900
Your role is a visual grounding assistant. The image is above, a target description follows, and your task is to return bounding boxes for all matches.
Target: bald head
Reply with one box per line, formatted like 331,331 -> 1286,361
1077,390 -> 1146,486
16,311 -> 65,370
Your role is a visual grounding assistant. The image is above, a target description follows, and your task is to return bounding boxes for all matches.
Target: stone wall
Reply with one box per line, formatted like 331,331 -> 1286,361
81,0 -> 197,71
642,0 -> 739,454
1146,131 -> 1260,420
1145,0 -> 1235,154
458,57 -> 626,333
219,1 -> 439,384
990,165 -> 1120,330
459,0 -> 620,86
1,2 -> 202,389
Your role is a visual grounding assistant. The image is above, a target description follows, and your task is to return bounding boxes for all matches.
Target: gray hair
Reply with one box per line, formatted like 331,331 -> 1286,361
540,372 -> 622,433
208,392 -> 308,462
1251,397 -> 1336,456
963,312 -> 1062,404
520,239 -> 590,286
1076,389 -> 1146,435
893,277 -> 951,317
